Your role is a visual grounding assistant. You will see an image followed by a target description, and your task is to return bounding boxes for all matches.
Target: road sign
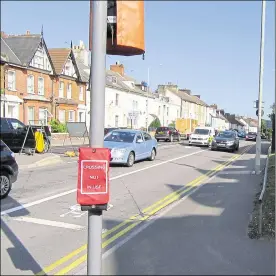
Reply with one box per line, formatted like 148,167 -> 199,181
256,109 -> 264,117
77,147 -> 110,206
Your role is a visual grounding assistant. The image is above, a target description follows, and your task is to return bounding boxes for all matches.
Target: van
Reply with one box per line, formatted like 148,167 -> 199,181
189,127 -> 216,146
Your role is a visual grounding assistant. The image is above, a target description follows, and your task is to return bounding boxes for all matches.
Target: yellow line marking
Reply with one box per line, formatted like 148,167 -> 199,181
39,146 -> 252,275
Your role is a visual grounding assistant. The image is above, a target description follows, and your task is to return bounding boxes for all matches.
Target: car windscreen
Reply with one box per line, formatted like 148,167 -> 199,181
218,132 -> 235,138
156,127 -> 169,132
194,129 -> 209,135
248,132 -> 256,135
104,131 -> 136,143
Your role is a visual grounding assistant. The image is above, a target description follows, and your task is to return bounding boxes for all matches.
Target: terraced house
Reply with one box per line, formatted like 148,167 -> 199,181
0,30 -> 87,125
49,47 -> 87,123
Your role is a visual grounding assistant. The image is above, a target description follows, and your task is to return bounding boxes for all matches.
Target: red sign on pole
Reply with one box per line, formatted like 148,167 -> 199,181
77,148 -> 110,206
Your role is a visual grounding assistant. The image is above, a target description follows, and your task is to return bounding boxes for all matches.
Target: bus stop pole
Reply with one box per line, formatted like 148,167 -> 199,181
88,1 -> 107,274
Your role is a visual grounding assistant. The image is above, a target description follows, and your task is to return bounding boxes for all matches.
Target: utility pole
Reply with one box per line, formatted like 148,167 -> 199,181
146,67 -> 150,132
88,1 -> 107,274
255,0 -> 266,174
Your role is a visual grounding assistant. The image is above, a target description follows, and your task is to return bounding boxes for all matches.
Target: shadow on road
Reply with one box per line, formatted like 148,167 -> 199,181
1,197 -> 43,274
100,142 -> 274,275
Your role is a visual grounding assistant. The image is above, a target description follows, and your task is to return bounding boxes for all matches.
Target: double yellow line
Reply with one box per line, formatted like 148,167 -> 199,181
37,145 -> 252,275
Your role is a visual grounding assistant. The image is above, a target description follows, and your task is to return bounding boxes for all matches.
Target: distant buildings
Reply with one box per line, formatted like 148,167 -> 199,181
0,30 -> 259,131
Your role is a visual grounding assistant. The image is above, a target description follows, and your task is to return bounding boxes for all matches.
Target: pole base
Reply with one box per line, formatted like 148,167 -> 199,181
81,204 -> 108,212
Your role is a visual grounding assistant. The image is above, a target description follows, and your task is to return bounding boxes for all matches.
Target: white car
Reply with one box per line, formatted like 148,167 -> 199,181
189,127 -> 215,146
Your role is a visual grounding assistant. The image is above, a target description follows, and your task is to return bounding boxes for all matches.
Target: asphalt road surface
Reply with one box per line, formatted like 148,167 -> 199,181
1,140 -> 274,275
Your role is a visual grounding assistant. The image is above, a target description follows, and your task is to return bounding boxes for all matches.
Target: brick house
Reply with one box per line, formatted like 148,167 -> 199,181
48,47 -> 87,123
1,30 -> 56,125
0,30 -> 88,125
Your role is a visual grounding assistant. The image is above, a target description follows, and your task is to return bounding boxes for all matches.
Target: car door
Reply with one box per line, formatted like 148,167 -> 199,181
143,132 -> 153,157
0,118 -> 14,149
134,132 -> 146,160
7,118 -> 35,150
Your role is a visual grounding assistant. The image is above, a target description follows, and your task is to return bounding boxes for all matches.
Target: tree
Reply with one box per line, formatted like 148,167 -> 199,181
261,119 -> 266,133
149,117 -> 161,129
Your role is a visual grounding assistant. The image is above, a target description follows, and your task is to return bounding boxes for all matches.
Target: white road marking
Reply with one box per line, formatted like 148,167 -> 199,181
12,217 -> 85,230
1,149 -> 206,216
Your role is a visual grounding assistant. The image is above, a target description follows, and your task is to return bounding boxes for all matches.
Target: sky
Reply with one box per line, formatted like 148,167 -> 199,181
1,1 -> 275,119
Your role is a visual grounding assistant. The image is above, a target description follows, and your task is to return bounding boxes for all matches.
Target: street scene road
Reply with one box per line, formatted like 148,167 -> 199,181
1,140 -> 274,275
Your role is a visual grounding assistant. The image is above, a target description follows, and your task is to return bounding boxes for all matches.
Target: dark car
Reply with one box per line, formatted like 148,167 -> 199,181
0,117 -> 50,153
104,127 -> 119,136
155,127 -> 181,142
1,140 -> 18,199
245,132 -> 257,141
211,130 -> 239,152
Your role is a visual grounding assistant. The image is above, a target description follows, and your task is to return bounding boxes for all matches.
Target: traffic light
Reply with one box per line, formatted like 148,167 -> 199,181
89,1 -> 145,57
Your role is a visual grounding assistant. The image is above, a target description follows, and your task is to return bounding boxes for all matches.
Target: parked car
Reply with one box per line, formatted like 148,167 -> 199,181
154,127 -> 181,142
1,140 -> 18,199
210,130 -> 239,152
104,127 -> 119,136
104,129 -> 158,167
237,131 -> 246,138
189,127 -> 216,147
245,132 -> 257,141
0,117 -> 50,153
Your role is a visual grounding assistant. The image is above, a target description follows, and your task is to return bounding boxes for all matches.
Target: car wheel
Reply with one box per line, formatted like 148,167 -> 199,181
126,152 -> 135,167
43,139 -> 50,153
1,172 -> 11,199
177,135 -> 181,142
170,135 -> 173,142
236,144 -> 239,151
156,139 -> 159,142
148,148 -> 156,161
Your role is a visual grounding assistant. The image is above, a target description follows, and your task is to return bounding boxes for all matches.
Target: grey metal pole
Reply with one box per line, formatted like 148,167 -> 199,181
88,1 -> 107,275
255,0 -> 266,174
146,67 -> 150,132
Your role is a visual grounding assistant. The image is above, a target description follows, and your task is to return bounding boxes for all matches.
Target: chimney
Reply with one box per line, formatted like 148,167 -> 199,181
194,95 -> 200,99
220,109 -> 225,115
110,63 -> 124,76
26,30 -> 30,35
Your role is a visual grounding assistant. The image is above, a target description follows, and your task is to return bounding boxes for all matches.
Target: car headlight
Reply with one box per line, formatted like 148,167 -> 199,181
227,141 -> 234,145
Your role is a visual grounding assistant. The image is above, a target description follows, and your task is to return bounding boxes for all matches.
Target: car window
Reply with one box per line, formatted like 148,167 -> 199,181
194,129 -> 209,135
136,133 -> 143,142
248,132 -> 256,135
0,118 -> 10,132
156,127 -> 169,132
8,118 -> 25,130
104,131 -> 135,143
143,132 -> 152,141
218,132 -> 235,138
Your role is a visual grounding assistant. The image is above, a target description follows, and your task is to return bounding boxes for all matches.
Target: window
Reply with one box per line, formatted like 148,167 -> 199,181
115,115 -> 119,127
143,132 -> 152,141
115,93 -> 119,106
7,105 -> 16,118
28,107 -> 35,124
59,81 -> 64,98
7,70 -> 16,91
78,111 -> 85,122
111,76 -> 117,84
136,133 -> 143,142
8,118 -> 25,130
59,110 -> 65,123
27,75 -> 34,94
0,118 -> 10,132
68,110 -> 75,122
39,108 -> 47,125
33,47 -> 44,69
67,83 -> 72,99
79,86 -> 84,101
38,77 -> 44,95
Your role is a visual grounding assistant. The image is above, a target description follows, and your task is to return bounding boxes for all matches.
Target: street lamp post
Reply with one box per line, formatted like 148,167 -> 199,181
255,0 -> 266,174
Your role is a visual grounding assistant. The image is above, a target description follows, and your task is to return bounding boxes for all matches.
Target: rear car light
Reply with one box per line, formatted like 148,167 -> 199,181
167,131 -> 170,134
246,136 -> 248,139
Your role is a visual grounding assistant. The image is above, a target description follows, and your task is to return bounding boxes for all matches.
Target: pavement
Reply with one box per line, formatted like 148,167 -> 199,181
1,140 -> 274,275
